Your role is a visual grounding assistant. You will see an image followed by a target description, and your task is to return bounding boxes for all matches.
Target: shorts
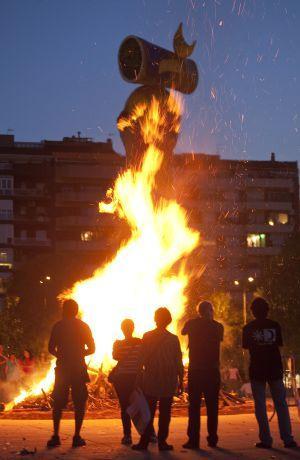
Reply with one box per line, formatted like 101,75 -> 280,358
52,368 -> 88,410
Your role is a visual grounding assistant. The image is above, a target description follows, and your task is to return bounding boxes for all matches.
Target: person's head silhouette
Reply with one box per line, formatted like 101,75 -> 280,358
62,299 -> 79,319
154,307 -> 172,329
198,300 -> 214,320
121,319 -> 135,339
251,297 -> 269,320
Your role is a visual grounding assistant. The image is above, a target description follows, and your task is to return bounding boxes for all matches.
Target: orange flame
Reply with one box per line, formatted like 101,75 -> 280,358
5,91 -> 199,409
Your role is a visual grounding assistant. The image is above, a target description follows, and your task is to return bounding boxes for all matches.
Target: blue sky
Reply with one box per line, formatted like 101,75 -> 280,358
0,0 -> 299,161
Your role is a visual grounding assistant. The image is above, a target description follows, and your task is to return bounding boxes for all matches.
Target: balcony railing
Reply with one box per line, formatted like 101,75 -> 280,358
13,188 -> 50,197
0,189 -> 13,196
56,240 -> 111,251
246,224 -> 294,233
0,211 -> 13,220
246,201 -> 293,211
246,246 -> 281,256
55,214 -> 115,227
13,238 -> 51,247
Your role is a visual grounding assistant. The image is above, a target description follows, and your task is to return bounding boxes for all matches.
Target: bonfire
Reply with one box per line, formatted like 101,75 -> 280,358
4,91 -> 201,412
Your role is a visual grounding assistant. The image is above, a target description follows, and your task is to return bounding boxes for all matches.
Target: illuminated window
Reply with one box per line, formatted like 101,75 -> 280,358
247,234 -> 266,248
267,212 -> 289,226
278,213 -> 288,224
0,263 -> 12,269
0,251 -> 8,262
81,231 -> 93,242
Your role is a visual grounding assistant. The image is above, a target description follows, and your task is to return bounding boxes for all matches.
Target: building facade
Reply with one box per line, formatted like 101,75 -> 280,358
0,133 -> 298,303
0,134 -> 124,303
174,152 -> 299,292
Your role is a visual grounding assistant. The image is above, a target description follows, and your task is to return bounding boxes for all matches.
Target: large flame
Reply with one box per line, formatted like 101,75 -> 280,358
5,91 -> 199,410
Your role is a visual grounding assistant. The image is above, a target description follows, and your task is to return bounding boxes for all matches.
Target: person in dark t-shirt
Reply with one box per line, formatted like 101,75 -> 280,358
182,300 -> 224,449
243,297 -> 297,449
47,299 -> 95,449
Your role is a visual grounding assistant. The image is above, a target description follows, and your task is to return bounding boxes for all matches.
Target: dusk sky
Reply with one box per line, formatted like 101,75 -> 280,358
0,0 -> 299,161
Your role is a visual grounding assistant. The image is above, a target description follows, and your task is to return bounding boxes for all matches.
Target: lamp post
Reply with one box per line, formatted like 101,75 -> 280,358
233,276 -> 255,325
234,276 -> 255,378
39,275 -> 51,309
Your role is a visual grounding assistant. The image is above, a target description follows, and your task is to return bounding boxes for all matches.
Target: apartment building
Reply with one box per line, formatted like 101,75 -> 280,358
174,152 -> 299,290
0,135 -> 54,299
0,132 -> 298,301
0,134 -> 124,302
50,136 -> 124,268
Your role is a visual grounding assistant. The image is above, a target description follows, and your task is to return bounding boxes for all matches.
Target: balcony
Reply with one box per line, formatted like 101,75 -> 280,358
0,211 -> 13,220
246,201 -> 293,211
55,214 -> 115,227
56,191 -> 101,203
55,240 -> 110,251
245,178 -> 294,189
246,246 -> 281,256
13,238 -> 51,247
246,224 -> 294,234
0,189 -> 13,196
13,188 -> 50,198
13,214 -> 51,223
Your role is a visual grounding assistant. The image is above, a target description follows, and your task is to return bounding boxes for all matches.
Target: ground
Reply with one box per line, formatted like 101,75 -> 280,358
0,409 -> 299,460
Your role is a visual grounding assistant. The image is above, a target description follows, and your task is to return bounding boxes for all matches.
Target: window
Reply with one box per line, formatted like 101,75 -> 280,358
267,191 -> 290,202
36,230 -> 47,241
267,212 -> 289,226
0,209 -> 13,219
20,230 -> 27,239
247,233 -> 266,248
248,210 -> 265,224
246,189 -> 264,201
0,251 -> 8,262
278,213 -> 288,224
0,176 -> 13,195
81,231 -> 93,242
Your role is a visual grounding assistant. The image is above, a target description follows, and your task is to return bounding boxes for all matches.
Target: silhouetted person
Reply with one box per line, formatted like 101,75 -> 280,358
47,299 -> 95,449
112,319 -> 142,445
0,345 -> 7,382
132,307 -> 184,451
182,300 -> 223,449
243,297 -> 297,449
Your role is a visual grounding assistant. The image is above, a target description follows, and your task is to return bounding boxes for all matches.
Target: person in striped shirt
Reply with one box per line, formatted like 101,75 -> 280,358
112,319 -> 142,445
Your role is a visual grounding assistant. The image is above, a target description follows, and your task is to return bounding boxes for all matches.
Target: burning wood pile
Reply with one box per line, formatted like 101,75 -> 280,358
2,366 -> 246,414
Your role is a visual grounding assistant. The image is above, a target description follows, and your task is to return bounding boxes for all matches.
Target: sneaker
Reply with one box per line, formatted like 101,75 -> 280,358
182,441 -> 199,450
255,442 -> 272,449
72,435 -> 86,448
284,440 -> 298,448
132,443 -> 148,451
208,441 -> 218,448
149,434 -> 158,444
158,442 -> 173,451
121,435 -> 132,445
47,435 -> 61,448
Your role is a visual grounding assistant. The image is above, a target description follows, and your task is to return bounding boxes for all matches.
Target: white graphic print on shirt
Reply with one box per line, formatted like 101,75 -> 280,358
252,328 -> 276,344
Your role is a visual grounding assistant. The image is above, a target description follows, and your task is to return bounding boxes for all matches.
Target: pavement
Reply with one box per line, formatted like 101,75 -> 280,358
0,409 -> 299,460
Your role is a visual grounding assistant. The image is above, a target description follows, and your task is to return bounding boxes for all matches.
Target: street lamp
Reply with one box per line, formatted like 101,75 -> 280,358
233,276 -> 255,378
233,276 -> 255,325
39,275 -> 52,308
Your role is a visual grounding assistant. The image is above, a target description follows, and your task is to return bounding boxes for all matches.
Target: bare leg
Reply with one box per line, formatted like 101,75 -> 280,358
53,407 -> 62,436
74,405 -> 86,437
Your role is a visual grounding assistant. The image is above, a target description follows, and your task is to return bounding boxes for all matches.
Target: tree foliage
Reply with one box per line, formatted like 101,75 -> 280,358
257,233 -> 300,356
2,253 -> 94,355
